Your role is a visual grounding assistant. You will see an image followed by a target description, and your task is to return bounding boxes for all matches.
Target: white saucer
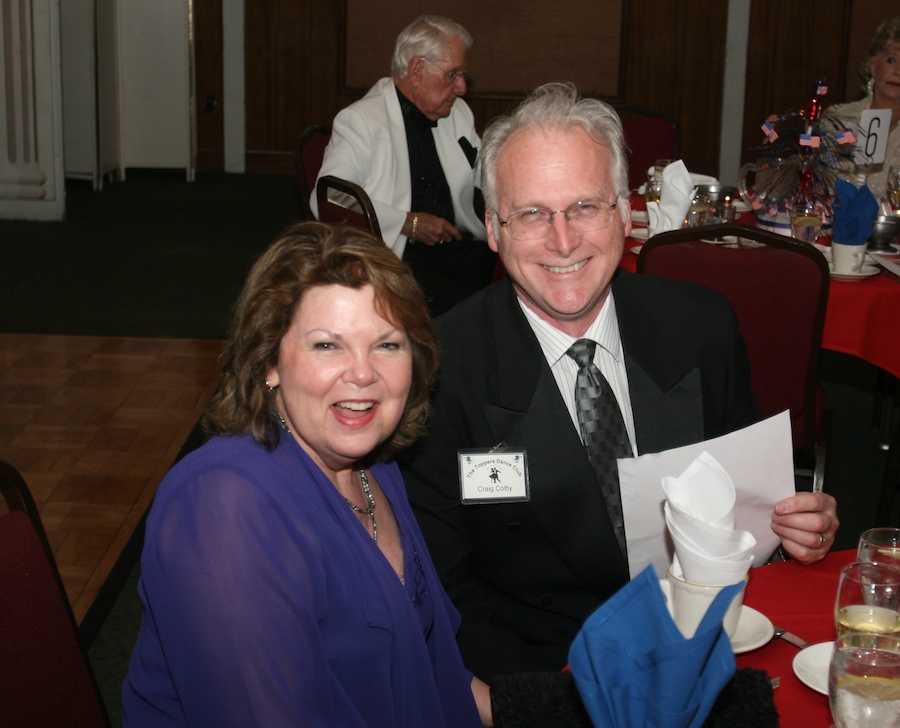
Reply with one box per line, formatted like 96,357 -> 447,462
829,263 -> 879,281
630,244 -> 644,255
700,235 -> 739,246
631,210 -> 649,224
630,227 -> 650,240
658,579 -> 774,654
792,641 -> 834,695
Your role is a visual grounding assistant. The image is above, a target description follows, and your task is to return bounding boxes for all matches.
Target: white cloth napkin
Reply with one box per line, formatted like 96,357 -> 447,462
646,160 -> 696,237
639,168 -> 719,194
662,451 -> 756,586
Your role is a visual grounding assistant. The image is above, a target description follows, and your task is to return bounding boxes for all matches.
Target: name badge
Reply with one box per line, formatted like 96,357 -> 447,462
458,448 -> 529,504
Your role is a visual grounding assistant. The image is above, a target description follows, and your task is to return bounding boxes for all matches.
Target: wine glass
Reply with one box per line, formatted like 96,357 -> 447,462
829,632 -> 900,728
835,562 -> 900,638
788,196 -> 824,244
859,528 -> 900,569
887,167 -> 900,211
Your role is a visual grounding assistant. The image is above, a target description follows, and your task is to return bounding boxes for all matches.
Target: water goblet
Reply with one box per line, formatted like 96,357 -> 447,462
835,562 -> 900,638
829,632 -> 900,728
887,167 -> 900,211
859,528 -> 900,568
788,197 -> 824,244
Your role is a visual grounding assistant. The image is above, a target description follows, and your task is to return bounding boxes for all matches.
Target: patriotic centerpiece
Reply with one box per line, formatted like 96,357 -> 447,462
741,78 -> 857,228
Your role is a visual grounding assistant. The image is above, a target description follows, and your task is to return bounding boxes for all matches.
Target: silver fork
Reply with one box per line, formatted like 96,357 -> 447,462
773,627 -> 812,650
770,676 -> 781,690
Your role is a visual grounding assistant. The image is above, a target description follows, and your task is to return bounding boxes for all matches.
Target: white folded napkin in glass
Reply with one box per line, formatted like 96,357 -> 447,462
662,451 -> 756,586
646,160 -> 696,236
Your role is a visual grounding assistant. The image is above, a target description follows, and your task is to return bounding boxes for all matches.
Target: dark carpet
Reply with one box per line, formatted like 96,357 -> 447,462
2,171 -> 896,726
0,170 -> 299,339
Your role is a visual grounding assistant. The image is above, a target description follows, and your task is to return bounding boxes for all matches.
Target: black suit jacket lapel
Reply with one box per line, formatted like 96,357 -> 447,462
483,282 -> 627,589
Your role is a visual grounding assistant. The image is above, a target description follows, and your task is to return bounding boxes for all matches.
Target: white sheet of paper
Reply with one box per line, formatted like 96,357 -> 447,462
619,410 -> 795,579
855,109 -> 891,166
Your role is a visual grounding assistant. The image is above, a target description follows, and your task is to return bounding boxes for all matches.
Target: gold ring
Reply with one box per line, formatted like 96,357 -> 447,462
817,532 -> 826,548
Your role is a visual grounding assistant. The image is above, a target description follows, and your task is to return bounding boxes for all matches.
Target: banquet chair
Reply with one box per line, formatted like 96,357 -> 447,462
316,174 -> 383,239
294,123 -> 331,220
0,460 -> 110,728
637,224 -> 830,491
877,426 -> 900,526
615,105 -> 681,191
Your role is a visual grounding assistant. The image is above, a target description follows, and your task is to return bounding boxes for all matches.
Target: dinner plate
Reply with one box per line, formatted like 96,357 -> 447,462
792,641 -> 834,695
658,579 -> 774,654
631,210 -> 649,224
828,263 -> 879,281
630,244 -> 644,255
630,227 -> 650,240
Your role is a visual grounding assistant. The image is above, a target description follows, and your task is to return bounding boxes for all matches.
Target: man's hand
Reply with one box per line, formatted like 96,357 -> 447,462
771,491 -> 839,564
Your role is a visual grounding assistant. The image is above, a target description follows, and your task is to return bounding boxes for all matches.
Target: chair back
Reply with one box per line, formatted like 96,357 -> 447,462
878,425 -> 900,526
616,105 -> 681,191
294,123 -> 331,220
316,175 -> 383,239
637,224 -> 829,462
0,461 -> 110,727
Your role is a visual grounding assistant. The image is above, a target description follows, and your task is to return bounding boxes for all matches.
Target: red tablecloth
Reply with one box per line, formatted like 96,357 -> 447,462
736,549 -> 855,727
623,207 -> 900,379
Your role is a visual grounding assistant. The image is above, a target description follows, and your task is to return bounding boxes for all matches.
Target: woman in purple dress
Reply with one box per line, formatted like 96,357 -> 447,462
122,222 -> 490,727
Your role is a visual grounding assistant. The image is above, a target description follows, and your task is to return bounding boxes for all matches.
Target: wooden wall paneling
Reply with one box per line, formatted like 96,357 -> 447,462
621,0 -> 728,178
245,0 -> 342,173
343,0 -> 624,98
845,1 -> 900,101
740,0 -> 851,168
195,0 -> 224,172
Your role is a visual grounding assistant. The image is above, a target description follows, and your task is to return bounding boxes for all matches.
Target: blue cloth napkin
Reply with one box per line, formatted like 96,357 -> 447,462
832,178 -> 878,245
568,566 -> 738,728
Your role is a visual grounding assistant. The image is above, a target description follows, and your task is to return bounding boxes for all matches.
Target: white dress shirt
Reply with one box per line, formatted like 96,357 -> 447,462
518,294 -> 638,454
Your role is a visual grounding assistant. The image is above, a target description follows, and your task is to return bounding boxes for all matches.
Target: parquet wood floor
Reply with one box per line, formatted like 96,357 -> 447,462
0,333 -> 224,623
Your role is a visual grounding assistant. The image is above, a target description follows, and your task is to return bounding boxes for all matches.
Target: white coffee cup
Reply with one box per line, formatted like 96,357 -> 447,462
831,242 -> 868,274
666,566 -> 747,639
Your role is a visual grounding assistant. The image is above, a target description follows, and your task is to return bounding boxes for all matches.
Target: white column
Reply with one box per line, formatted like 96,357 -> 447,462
719,0 -> 751,186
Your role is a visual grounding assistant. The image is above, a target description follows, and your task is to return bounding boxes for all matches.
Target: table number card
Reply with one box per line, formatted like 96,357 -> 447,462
854,109 -> 891,166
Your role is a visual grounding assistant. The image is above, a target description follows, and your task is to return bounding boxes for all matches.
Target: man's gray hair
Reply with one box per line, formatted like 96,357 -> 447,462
391,15 -> 473,78
481,82 -> 629,224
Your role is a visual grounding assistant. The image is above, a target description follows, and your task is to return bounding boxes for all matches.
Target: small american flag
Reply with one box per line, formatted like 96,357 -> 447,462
761,121 -> 779,143
799,134 -> 820,148
834,129 -> 857,145
817,84 -> 828,95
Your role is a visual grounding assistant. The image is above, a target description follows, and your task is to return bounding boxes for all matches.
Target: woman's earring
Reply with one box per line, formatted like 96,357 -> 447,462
866,76 -> 875,95
266,379 -> 276,395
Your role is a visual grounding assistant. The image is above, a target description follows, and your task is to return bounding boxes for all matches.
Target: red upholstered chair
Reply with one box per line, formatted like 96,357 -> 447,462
0,461 -> 110,728
293,123 -> 331,221
615,105 -> 681,191
637,224 -> 830,491
316,175 -> 383,239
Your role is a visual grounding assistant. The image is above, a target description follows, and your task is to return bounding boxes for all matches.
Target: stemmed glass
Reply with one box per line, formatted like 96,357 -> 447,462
787,196 -> 825,244
829,632 -> 900,727
859,528 -> 900,569
887,167 -> 900,211
834,562 -> 900,638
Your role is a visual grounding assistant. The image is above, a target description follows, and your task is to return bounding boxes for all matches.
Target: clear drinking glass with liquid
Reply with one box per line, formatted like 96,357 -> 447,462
835,562 -> 900,638
829,632 -> 900,728
788,197 -> 824,244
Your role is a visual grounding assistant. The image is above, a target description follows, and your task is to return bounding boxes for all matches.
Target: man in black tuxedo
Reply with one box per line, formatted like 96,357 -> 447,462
400,82 -> 839,682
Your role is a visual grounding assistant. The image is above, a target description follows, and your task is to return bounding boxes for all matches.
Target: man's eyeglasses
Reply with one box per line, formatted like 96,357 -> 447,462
420,56 -> 471,84
495,198 -> 621,241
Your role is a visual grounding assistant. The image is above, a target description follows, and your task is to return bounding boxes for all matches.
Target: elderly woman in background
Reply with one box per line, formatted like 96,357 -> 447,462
121,222 -> 491,727
826,16 -> 900,199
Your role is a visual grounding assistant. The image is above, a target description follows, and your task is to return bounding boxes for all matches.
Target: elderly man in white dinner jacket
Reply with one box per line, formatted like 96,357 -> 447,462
312,15 -> 494,316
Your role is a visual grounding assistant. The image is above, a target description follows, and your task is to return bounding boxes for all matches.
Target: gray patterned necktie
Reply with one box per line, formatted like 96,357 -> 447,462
566,339 -> 632,559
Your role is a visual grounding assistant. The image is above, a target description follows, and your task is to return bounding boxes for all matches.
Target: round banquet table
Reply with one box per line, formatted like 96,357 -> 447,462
623,204 -> 900,380
736,549 -> 855,727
